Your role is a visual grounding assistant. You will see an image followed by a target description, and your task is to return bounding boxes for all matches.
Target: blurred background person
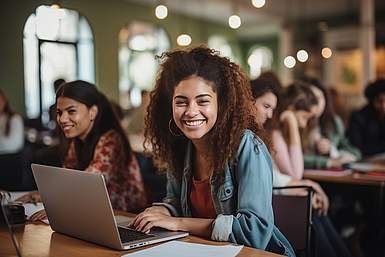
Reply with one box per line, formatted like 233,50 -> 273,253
0,89 -> 24,154
347,79 -> 385,158
301,77 -> 361,169
122,90 -> 150,153
270,82 -> 318,179
251,75 -> 352,257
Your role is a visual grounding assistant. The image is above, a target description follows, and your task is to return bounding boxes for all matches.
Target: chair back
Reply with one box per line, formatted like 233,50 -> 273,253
272,186 -> 313,257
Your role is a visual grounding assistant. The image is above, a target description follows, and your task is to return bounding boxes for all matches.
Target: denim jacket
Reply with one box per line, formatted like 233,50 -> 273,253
158,130 -> 295,256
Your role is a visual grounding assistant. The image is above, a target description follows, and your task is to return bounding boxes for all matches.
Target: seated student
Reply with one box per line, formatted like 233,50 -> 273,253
301,78 -> 361,169
22,80 -> 147,215
270,82 -> 318,179
347,79 -> 385,157
0,89 -> 24,155
251,76 -> 352,257
131,47 -> 295,256
251,76 -> 329,212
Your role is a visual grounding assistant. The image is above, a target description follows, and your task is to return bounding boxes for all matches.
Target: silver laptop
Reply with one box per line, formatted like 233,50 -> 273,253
31,164 -> 188,250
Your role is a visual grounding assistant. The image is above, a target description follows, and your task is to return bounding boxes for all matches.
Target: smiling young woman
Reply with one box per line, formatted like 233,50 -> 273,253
23,81 -> 147,218
130,47 -> 295,257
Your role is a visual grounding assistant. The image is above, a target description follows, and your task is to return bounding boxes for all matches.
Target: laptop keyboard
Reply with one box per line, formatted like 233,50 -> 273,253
118,227 -> 155,243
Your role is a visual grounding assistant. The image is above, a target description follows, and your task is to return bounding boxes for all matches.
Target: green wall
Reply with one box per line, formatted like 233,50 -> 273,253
0,0 -> 239,115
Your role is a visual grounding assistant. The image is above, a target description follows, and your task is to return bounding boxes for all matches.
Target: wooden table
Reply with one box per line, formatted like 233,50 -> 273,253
0,220 -> 283,257
304,172 -> 385,187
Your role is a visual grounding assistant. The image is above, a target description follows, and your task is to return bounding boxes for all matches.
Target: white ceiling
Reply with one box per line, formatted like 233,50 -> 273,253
125,0 -> 384,38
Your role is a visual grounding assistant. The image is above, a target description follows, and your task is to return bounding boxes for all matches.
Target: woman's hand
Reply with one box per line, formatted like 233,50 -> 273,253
316,137 -> 331,155
305,180 -> 329,215
16,191 -> 41,204
328,154 -> 356,168
30,210 -> 48,221
131,206 -> 180,233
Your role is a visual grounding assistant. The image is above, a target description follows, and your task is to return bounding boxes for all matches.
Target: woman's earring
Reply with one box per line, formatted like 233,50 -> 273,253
168,119 -> 183,137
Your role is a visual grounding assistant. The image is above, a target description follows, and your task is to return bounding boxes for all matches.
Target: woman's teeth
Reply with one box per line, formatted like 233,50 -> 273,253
184,120 -> 204,126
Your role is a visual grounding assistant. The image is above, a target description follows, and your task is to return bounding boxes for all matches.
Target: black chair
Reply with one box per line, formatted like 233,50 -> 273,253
272,186 -> 314,257
0,152 -> 27,191
135,152 -> 166,203
0,146 -> 35,191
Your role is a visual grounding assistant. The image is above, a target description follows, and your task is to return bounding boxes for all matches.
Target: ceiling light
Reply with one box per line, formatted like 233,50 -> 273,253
284,56 -> 296,68
321,47 -> 332,59
228,15 -> 241,29
50,3 -> 60,9
155,4 -> 168,19
177,34 -> 192,46
251,0 -> 265,8
296,49 -> 309,62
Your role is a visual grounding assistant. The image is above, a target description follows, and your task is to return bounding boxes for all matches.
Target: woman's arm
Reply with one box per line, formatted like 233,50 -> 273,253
132,171 -> 213,238
334,115 -> 362,160
132,207 -> 214,238
227,133 -> 276,249
274,111 -> 304,179
272,129 -> 304,179
304,153 -> 329,169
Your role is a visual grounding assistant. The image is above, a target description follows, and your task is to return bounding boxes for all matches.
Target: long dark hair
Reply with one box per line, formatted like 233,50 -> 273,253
250,75 -> 282,101
56,80 -> 132,169
274,81 -> 318,131
145,46 -> 267,175
250,73 -> 282,130
0,89 -> 15,136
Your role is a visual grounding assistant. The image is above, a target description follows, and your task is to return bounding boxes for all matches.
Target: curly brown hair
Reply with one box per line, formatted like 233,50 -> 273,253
144,46 -> 269,176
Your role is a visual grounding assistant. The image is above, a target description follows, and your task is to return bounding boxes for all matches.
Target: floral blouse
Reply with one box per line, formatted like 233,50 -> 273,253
64,129 -> 147,212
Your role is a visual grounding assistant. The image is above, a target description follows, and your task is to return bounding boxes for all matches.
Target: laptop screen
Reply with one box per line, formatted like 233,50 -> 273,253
0,191 -> 23,257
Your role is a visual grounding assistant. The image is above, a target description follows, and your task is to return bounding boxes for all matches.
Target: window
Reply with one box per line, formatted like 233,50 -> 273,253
247,46 -> 273,79
23,5 -> 94,120
208,35 -> 237,62
119,21 -> 170,109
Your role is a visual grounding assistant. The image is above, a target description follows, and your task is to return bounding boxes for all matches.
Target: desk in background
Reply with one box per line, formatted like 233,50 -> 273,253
304,171 -> 385,257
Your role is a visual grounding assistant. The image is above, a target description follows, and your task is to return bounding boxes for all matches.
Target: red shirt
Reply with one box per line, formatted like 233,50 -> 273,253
189,177 -> 216,218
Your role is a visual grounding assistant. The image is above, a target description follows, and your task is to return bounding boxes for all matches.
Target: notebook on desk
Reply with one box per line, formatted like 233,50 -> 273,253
346,162 -> 385,173
31,164 -> 188,250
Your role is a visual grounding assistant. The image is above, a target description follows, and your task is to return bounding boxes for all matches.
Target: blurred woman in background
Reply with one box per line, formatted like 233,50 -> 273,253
251,76 -> 352,257
301,78 -> 361,169
0,89 -> 24,154
270,82 -> 318,179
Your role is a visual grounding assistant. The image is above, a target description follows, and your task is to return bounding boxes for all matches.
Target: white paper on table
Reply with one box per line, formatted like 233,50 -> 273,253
9,191 -> 30,202
23,202 -> 48,223
122,241 -> 243,257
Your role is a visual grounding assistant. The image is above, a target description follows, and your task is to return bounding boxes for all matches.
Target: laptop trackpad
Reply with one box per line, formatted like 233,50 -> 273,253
115,215 -> 133,226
